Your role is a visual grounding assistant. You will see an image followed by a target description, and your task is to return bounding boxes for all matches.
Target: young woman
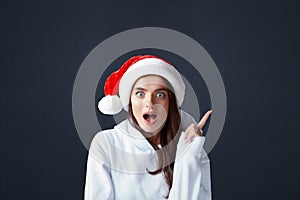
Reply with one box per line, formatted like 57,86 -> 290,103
85,55 -> 212,200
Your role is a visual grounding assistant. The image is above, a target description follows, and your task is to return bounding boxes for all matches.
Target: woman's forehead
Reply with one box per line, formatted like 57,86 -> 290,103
133,75 -> 169,89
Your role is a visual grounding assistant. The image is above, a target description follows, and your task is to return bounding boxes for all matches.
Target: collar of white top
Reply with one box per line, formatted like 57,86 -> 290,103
115,120 -> 161,152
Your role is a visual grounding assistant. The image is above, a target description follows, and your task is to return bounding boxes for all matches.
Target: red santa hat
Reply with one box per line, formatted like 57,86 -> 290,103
98,55 -> 185,115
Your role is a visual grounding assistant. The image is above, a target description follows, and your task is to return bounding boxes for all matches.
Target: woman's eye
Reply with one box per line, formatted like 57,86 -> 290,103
136,92 -> 144,97
156,92 -> 165,99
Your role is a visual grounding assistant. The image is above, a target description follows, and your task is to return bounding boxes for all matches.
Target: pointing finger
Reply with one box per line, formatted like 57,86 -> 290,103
197,110 -> 212,129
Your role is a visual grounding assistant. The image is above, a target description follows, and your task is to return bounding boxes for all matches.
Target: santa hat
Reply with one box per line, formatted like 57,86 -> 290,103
98,55 -> 185,115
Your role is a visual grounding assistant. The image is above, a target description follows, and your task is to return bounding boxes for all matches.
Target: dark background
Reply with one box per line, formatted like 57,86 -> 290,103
1,0 -> 299,199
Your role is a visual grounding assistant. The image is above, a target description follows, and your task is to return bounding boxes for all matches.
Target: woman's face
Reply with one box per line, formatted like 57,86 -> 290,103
130,75 -> 169,136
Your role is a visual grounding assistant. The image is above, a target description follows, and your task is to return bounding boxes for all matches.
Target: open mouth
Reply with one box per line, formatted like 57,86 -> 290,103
143,113 -> 157,124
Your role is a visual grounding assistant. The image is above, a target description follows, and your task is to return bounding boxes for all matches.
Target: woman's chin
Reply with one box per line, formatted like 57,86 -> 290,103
140,126 -> 160,135
139,121 -> 165,137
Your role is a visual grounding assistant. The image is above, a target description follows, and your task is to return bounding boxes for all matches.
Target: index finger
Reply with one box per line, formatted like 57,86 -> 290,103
197,110 -> 212,129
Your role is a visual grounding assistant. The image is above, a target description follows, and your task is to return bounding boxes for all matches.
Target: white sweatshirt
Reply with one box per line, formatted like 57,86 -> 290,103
85,112 -> 212,200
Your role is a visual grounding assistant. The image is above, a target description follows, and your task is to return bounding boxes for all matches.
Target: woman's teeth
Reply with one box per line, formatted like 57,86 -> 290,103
143,114 -> 157,122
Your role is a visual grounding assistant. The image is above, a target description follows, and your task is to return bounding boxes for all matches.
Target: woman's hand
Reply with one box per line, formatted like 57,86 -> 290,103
184,110 -> 212,144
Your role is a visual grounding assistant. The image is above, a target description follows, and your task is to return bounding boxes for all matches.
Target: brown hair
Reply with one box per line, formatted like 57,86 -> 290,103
128,84 -> 181,198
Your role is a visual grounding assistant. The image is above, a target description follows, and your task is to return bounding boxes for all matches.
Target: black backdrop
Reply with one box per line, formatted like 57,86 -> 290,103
1,0 -> 299,199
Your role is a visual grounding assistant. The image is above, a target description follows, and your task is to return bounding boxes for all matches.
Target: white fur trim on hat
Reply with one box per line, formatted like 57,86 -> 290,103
98,95 -> 123,115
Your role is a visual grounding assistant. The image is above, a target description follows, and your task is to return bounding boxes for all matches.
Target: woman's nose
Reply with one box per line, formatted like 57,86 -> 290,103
145,94 -> 154,107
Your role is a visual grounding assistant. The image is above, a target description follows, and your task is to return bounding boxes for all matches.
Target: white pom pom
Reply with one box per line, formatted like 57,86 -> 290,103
98,95 -> 123,115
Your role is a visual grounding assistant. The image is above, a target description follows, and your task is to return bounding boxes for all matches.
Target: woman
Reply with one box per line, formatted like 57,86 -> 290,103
85,55 -> 212,199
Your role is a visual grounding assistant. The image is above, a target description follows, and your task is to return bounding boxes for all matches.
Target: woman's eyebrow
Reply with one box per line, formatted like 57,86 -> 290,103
133,87 -> 147,91
133,87 -> 169,92
154,88 -> 168,92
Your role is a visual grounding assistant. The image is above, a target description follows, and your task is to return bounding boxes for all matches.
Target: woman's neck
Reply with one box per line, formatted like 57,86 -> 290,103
145,132 -> 161,146
130,120 -> 162,146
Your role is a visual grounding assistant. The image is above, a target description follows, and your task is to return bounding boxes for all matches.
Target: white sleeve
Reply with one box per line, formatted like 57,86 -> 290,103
168,135 -> 212,200
84,133 -> 115,200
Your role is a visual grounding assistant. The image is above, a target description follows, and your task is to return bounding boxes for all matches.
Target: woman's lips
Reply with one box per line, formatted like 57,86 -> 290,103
143,113 -> 158,125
